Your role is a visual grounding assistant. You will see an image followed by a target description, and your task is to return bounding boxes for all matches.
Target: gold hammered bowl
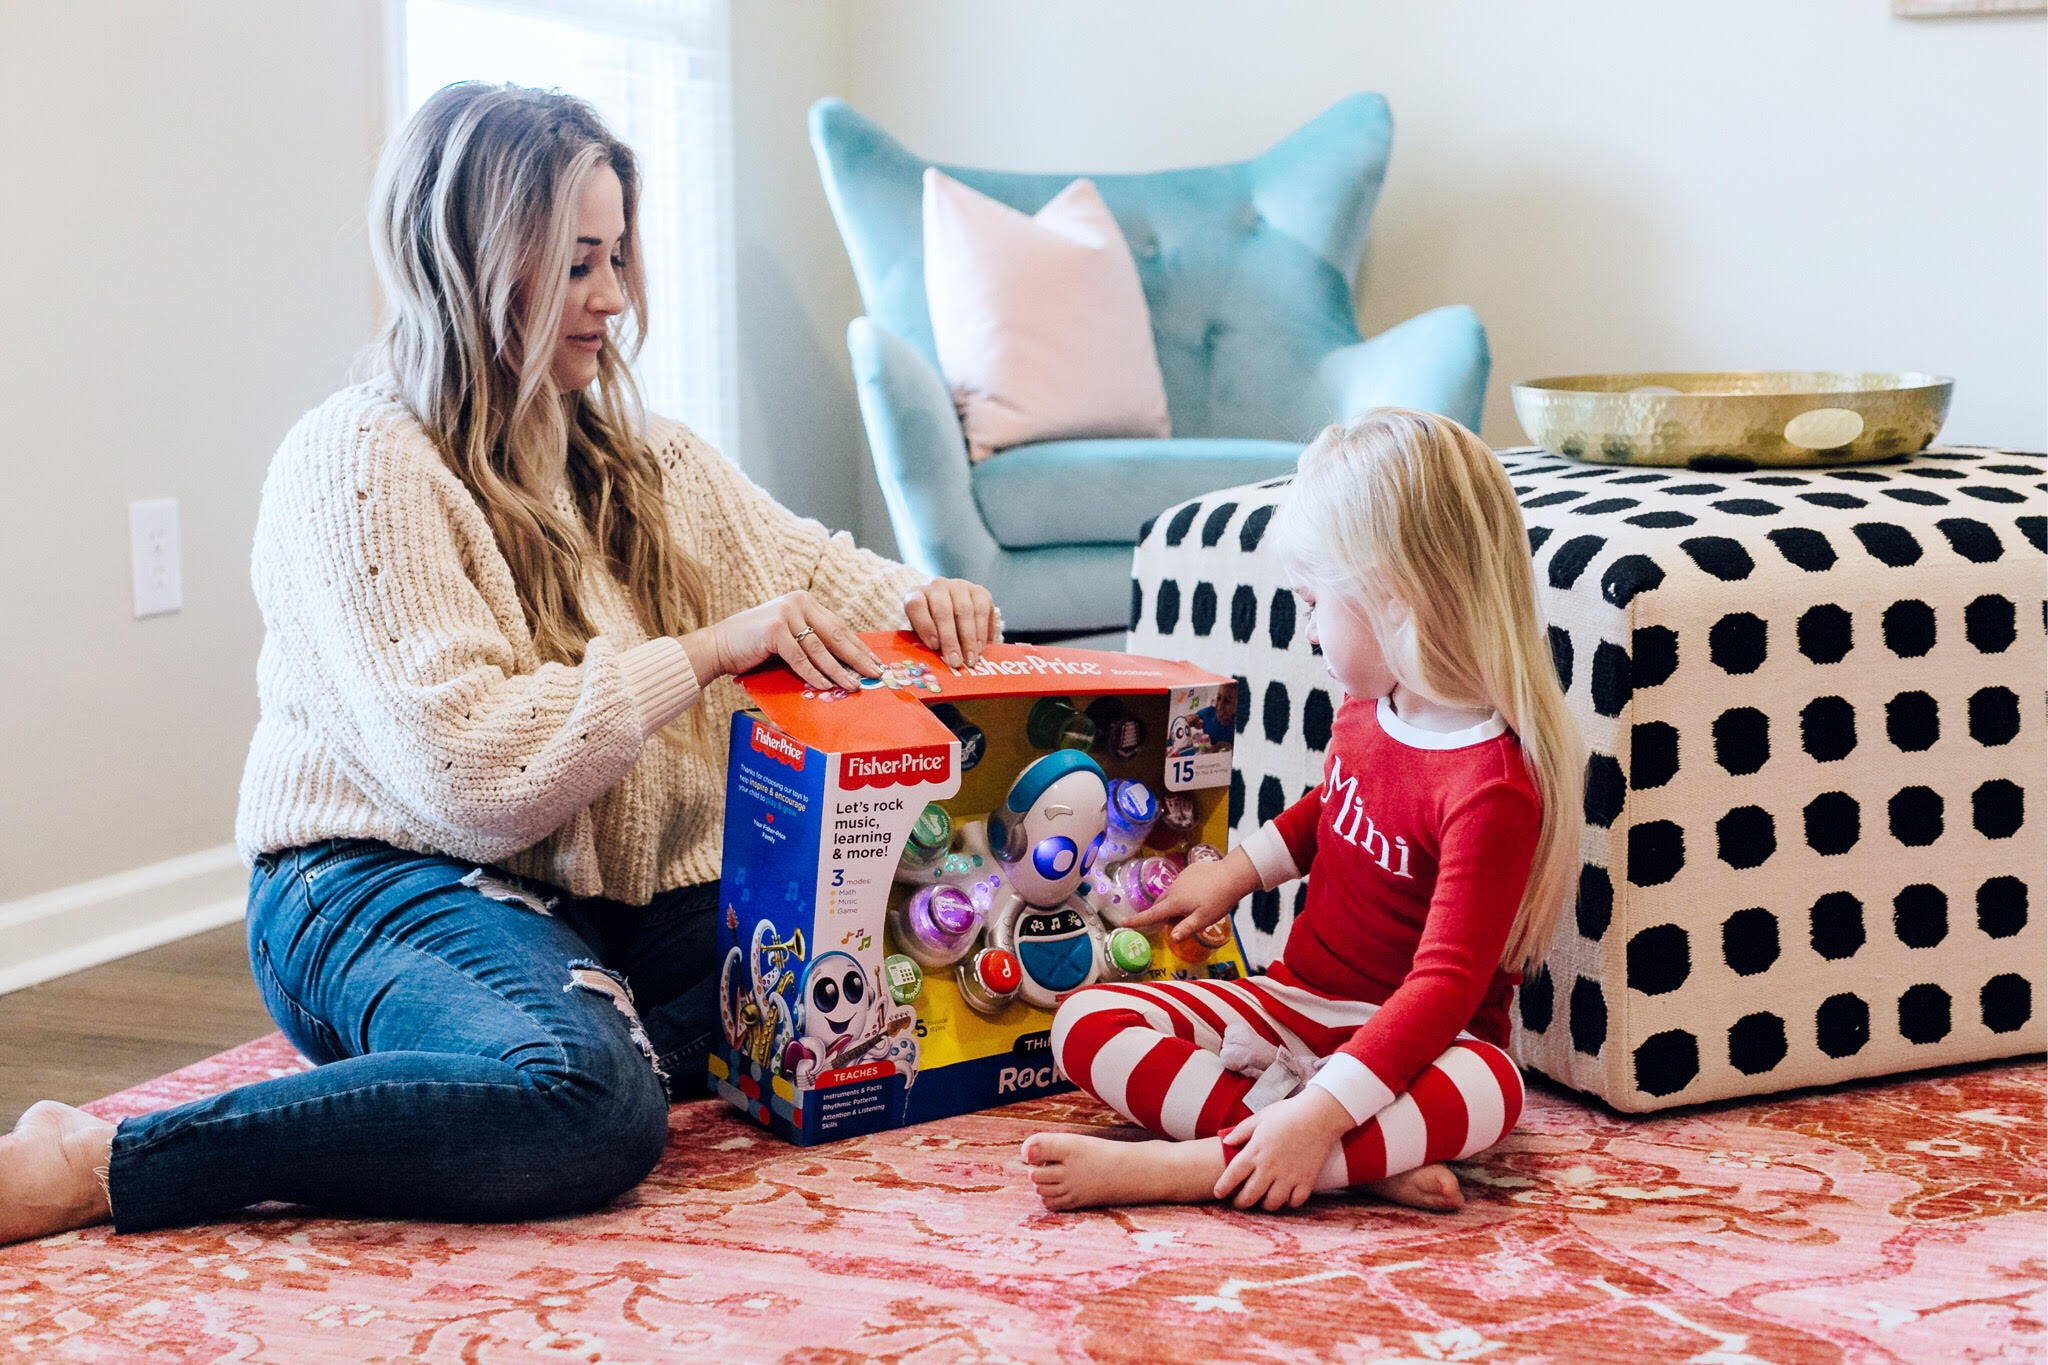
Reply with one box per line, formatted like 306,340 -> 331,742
1510,371 -> 1953,469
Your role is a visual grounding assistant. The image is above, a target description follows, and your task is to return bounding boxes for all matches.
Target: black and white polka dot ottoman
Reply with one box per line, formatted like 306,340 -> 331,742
1129,447 -> 2045,1110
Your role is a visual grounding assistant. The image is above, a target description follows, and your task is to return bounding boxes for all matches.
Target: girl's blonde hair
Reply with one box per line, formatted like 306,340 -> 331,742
369,82 -> 709,664
1276,409 -> 1585,972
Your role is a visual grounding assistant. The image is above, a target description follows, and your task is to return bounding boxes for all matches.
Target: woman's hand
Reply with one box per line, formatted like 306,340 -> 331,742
1119,847 -> 1262,940
684,591 -> 883,692
904,578 -> 1000,669
1215,1087 -> 1354,1210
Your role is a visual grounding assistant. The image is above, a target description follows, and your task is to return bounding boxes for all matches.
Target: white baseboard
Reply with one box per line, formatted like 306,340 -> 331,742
0,845 -> 250,996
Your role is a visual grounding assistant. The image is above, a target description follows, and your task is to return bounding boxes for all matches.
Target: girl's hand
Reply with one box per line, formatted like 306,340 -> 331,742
1120,848 -> 1261,938
904,579 -> 1000,669
685,591 -> 883,692
1215,1087 -> 1354,1210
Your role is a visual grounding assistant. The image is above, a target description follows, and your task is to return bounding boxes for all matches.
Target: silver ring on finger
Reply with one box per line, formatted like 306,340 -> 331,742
792,626 -> 815,644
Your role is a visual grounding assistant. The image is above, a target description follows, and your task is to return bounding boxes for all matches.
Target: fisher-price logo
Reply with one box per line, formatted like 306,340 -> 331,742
840,745 -> 952,791
749,723 -> 807,771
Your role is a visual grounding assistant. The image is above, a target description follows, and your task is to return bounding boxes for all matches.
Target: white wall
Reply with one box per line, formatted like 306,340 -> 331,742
841,0 -> 2046,448
729,0 -> 891,550
0,1 -> 386,901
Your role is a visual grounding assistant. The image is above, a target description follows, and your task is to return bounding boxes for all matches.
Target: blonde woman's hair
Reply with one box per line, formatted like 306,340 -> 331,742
1275,409 -> 1585,972
369,82 -> 709,664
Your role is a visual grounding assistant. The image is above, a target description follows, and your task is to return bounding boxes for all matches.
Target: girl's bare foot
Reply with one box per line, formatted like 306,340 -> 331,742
1367,1161 -> 1464,1211
1020,1132 -> 1224,1211
0,1101 -> 116,1245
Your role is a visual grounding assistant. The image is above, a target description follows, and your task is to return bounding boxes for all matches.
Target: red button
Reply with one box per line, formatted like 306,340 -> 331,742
978,949 -> 1022,993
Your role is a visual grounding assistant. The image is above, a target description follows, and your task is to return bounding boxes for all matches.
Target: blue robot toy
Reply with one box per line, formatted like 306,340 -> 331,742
962,750 -> 1112,1009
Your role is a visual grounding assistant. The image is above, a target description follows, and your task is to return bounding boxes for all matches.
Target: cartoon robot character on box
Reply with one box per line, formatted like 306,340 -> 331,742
781,950 -> 920,1089
719,917 -> 802,1071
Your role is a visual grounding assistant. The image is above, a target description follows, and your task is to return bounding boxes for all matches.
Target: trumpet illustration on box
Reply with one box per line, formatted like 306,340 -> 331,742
718,918 -> 803,1072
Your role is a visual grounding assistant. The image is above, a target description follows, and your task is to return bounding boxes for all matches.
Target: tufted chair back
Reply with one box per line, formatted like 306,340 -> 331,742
811,95 -> 1393,444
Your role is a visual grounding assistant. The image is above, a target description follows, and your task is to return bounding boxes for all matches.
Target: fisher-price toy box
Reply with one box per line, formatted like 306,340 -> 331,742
711,634 -> 1247,1145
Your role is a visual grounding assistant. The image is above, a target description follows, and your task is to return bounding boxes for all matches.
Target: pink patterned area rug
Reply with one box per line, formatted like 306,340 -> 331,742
2,1035 -> 2040,1363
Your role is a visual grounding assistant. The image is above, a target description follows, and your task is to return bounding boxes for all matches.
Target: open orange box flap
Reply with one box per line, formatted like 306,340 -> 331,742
740,632 -> 1231,753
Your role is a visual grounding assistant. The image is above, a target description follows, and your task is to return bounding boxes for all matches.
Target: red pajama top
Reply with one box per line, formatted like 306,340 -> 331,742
1240,696 -> 1541,1124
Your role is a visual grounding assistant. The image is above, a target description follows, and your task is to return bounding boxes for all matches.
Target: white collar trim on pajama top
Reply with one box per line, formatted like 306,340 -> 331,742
1374,697 -> 1507,750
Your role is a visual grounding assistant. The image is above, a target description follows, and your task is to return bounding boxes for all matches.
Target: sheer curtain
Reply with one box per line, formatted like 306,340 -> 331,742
400,0 -> 738,454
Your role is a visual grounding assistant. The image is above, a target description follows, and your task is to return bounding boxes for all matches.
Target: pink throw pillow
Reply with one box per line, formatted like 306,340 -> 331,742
922,169 -> 1171,462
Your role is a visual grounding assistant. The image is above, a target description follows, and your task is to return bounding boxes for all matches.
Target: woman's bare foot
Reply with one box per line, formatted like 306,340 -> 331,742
1020,1132 -> 1225,1212
1367,1162 -> 1464,1211
0,1101 -> 116,1245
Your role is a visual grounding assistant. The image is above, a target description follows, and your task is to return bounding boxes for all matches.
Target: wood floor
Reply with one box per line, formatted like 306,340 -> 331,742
0,925 -> 276,1128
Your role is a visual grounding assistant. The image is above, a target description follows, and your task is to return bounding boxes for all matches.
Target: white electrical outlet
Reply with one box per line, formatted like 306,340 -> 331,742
129,498 -> 183,618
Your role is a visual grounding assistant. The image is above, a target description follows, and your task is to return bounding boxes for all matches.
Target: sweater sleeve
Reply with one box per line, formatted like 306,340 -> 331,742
616,635 -> 703,737
658,421 -> 927,633
253,420 -> 655,864
1266,772 -> 1326,878
1307,780 -> 1540,1125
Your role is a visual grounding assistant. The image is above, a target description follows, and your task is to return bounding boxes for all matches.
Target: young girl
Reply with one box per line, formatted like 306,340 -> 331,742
1023,408 -> 1582,1213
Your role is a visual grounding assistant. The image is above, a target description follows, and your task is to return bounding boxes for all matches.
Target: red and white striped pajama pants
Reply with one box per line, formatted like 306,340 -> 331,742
1049,976 -> 1524,1190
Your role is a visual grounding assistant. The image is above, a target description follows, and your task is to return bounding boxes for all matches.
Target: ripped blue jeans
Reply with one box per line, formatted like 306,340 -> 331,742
105,839 -> 719,1233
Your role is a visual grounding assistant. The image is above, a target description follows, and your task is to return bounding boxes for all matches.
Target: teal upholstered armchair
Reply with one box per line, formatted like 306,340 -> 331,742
810,94 -> 1489,635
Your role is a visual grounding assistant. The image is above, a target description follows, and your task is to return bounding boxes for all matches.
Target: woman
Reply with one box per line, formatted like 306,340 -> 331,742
0,83 -> 997,1242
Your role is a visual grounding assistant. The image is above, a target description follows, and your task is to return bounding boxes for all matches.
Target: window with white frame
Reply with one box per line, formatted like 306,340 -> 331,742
399,0 -> 738,454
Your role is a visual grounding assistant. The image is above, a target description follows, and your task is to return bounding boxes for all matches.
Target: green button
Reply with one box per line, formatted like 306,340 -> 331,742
1107,928 -> 1153,975
884,954 -> 924,1005
906,803 -> 953,863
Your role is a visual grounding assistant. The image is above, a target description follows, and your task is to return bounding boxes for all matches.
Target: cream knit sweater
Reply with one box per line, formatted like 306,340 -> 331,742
235,382 -> 925,904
